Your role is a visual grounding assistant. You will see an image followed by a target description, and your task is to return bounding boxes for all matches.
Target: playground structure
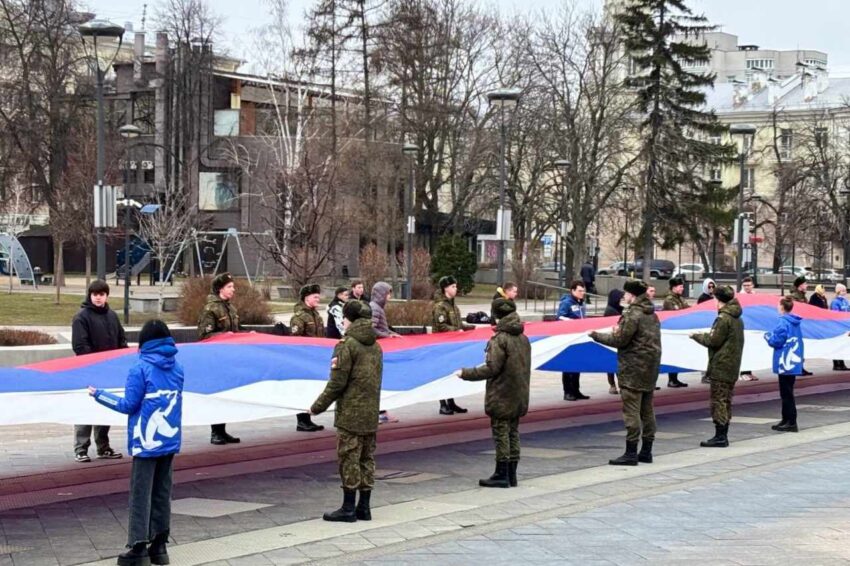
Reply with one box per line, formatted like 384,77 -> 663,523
161,228 -> 270,285
0,233 -> 36,287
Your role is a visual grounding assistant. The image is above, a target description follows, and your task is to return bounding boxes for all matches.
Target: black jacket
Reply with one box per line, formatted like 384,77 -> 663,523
809,293 -> 828,309
71,299 -> 128,355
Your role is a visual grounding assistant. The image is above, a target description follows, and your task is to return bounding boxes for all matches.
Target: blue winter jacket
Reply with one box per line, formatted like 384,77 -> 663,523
831,295 -> 850,313
764,314 -> 804,376
558,294 -> 586,320
94,337 -> 184,458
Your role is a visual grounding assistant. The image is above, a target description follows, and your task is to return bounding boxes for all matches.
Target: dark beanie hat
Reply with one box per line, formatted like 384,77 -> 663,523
439,275 -> 457,291
138,319 -> 171,347
335,285 -> 349,298
343,300 -> 371,322
300,283 -> 321,301
715,285 -> 735,303
669,276 -> 684,288
793,276 -> 807,288
623,279 -> 648,296
492,298 -> 516,320
211,272 -> 234,294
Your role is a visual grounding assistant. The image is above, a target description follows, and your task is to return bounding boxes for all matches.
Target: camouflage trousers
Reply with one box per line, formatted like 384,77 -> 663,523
490,417 -> 521,462
620,387 -> 656,443
709,379 -> 736,426
337,428 -> 377,491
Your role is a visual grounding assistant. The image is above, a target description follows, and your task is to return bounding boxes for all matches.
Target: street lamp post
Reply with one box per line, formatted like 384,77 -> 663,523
487,88 -> 521,286
78,20 -> 125,281
751,194 -> 764,284
119,124 -> 142,323
730,124 -> 757,290
553,159 -> 570,287
402,143 -> 419,300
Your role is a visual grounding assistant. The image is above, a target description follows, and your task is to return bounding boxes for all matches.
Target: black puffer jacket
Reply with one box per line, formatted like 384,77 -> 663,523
71,299 -> 128,355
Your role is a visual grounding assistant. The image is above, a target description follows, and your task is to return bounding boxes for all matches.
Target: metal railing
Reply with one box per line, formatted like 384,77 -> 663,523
523,280 -> 607,318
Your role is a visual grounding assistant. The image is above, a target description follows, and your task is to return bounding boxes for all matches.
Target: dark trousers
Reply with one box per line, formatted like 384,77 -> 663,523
74,425 -> 110,455
668,372 -> 679,382
491,417 -> 520,462
561,372 -> 581,394
128,454 -> 174,547
778,374 -> 797,425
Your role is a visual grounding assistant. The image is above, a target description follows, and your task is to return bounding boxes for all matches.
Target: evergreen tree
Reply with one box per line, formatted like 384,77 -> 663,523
431,235 -> 477,295
616,0 -> 735,280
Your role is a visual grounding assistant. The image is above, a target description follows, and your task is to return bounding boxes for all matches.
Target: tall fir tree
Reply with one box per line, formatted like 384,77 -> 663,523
616,0 -> 735,280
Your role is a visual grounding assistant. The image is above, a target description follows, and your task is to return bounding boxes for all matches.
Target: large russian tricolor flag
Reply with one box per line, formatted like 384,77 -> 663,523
0,293 -> 848,425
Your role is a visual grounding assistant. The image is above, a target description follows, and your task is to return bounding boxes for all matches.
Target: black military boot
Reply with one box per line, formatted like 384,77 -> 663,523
773,422 -> 799,433
700,423 -> 729,447
609,441 -> 639,466
447,398 -> 468,413
323,489 -> 357,522
833,360 -> 841,371
574,376 -> 590,400
210,424 -> 227,445
355,490 -> 372,521
479,461 -> 510,488
148,532 -> 169,565
508,461 -> 518,487
117,543 -> 150,566
218,425 -> 240,443
439,400 -> 454,415
637,439 -> 653,463
296,412 -> 324,432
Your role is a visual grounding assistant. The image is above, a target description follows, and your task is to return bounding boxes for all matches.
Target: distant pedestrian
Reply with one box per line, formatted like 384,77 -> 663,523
603,289 -> 624,395
326,286 -> 350,340
662,277 -> 689,388
311,301 -> 383,522
290,284 -> 327,432
809,284 -> 828,310
690,286 -> 744,448
590,279 -> 662,466
457,298 -> 530,488
697,278 -> 716,304
580,258 -> 596,295
558,281 -> 589,401
432,276 -> 475,415
765,296 -> 804,433
72,279 -> 127,463
738,277 -> 759,381
89,319 -> 183,566
830,284 -> 850,371
370,281 -> 400,338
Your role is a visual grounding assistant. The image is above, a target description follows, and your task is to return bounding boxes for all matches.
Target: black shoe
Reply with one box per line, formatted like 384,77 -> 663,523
508,461 -> 518,487
564,393 -> 578,401
355,490 -> 372,521
221,432 -> 240,443
841,362 -> 849,371
771,420 -> 788,431
439,400 -> 454,415
296,412 -> 324,432
479,461 -> 510,488
447,399 -> 468,413
637,439 -> 653,463
700,424 -> 729,447
210,434 -> 227,445
654,386 -> 661,390
148,533 -> 169,565
609,441 -> 639,466
774,422 -> 799,433
802,369 -> 813,376
667,379 -> 688,388
574,391 -> 590,400
118,543 -> 150,566
323,489 -> 357,522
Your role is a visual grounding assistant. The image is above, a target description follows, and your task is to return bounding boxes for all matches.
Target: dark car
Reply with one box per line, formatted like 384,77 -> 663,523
618,259 -> 675,279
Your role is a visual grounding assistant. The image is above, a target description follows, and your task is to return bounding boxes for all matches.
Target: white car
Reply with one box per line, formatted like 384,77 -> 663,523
672,263 -> 706,281
777,266 -> 814,280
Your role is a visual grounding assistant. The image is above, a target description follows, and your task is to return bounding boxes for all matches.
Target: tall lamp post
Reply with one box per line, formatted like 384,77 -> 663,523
553,159 -> 570,287
119,124 -> 142,323
78,19 -> 125,281
730,124 -> 757,290
402,143 -> 419,300
841,188 -> 850,283
750,194 -> 764,284
487,88 -> 521,285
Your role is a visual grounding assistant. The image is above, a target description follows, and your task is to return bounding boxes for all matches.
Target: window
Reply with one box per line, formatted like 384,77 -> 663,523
815,127 -> 829,148
199,171 -> 239,211
742,167 -> 755,190
779,129 -> 793,159
709,133 -> 721,145
710,167 -> 722,182
142,160 -> 155,184
131,93 -> 155,134
742,134 -> 754,154
214,110 -> 240,137
746,59 -> 774,69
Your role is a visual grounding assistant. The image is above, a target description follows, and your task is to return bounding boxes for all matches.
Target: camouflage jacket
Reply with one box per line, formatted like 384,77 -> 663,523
460,312 -> 531,420
790,290 -> 808,303
197,295 -> 240,340
290,303 -> 325,337
691,299 -> 744,383
662,292 -> 688,311
432,294 -> 474,333
590,294 -> 661,392
311,317 -> 383,433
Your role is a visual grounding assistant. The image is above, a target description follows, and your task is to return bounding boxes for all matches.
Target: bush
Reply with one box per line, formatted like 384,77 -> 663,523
177,276 -> 274,326
359,243 -> 389,293
411,247 -> 435,300
431,235 -> 477,294
0,328 -> 58,346
386,300 -> 432,326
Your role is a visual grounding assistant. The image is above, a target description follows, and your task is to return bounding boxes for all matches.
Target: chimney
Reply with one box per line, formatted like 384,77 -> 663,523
732,80 -> 749,107
767,78 -> 779,105
133,31 -> 145,83
816,66 -> 829,93
802,72 -> 817,101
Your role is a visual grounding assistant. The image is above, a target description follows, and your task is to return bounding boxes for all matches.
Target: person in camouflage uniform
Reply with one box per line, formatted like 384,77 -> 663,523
433,275 -> 475,415
291,284 -> 326,432
311,301 -> 383,522
662,277 -> 689,388
197,273 -> 242,445
590,279 -> 661,466
690,285 -> 744,448
458,298 -> 530,488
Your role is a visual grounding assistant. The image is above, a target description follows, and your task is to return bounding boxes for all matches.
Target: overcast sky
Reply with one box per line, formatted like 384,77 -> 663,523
81,0 -> 850,73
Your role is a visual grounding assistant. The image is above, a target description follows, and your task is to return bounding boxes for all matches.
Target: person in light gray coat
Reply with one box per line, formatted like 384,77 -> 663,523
370,281 -> 400,338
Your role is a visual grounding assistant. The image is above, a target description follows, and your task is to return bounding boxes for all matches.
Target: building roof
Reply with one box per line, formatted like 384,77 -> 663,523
704,73 -> 850,115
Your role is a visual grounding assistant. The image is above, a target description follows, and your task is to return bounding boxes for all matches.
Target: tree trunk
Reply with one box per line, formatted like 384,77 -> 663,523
85,242 -> 92,287
54,239 -> 64,305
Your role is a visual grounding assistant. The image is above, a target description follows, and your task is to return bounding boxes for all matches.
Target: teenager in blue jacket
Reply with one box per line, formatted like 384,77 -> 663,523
557,280 -> 589,401
830,284 -> 850,371
89,320 -> 184,566
764,296 -> 803,433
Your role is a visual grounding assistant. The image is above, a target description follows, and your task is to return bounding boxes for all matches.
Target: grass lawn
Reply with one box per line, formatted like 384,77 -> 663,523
0,292 -> 179,327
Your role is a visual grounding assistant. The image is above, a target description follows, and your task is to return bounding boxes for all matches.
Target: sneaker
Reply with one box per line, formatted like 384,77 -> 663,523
739,374 -> 758,381
378,410 -> 399,424
96,448 -> 123,459
74,453 -> 91,463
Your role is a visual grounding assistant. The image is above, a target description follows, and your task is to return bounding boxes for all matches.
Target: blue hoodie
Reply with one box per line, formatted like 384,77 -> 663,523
558,293 -> 586,320
764,314 -> 804,376
831,295 -> 850,313
94,337 -> 184,458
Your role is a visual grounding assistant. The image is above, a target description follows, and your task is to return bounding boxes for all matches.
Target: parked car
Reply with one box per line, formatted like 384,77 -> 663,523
672,263 -> 707,281
811,268 -> 843,283
618,259 -> 675,279
598,261 -> 630,275
0,249 -> 7,275
776,266 -> 814,280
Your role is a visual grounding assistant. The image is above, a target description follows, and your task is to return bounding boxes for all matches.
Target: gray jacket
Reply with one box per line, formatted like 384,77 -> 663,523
370,281 -> 395,338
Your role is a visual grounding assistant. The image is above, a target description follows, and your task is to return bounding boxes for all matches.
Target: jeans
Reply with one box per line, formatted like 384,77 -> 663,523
778,374 -> 797,425
74,425 -> 111,455
127,454 -> 174,547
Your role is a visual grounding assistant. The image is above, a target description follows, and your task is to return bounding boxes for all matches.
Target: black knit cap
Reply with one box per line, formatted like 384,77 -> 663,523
669,276 -> 685,288
439,275 -> 457,291
211,272 -> 234,294
343,300 -> 371,322
715,285 -> 735,303
334,285 -> 349,298
492,298 -> 516,320
138,319 -> 171,347
299,283 -> 321,301
623,279 -> 648,296
793,276 -> 807,288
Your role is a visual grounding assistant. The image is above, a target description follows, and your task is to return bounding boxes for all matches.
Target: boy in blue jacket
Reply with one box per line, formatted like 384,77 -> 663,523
764,296 -> 803,433
89,320 -> 183,566
557,280 -> 589,401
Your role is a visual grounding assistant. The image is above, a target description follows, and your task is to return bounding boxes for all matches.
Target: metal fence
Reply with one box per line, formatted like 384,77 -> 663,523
523,280 -> 606,318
